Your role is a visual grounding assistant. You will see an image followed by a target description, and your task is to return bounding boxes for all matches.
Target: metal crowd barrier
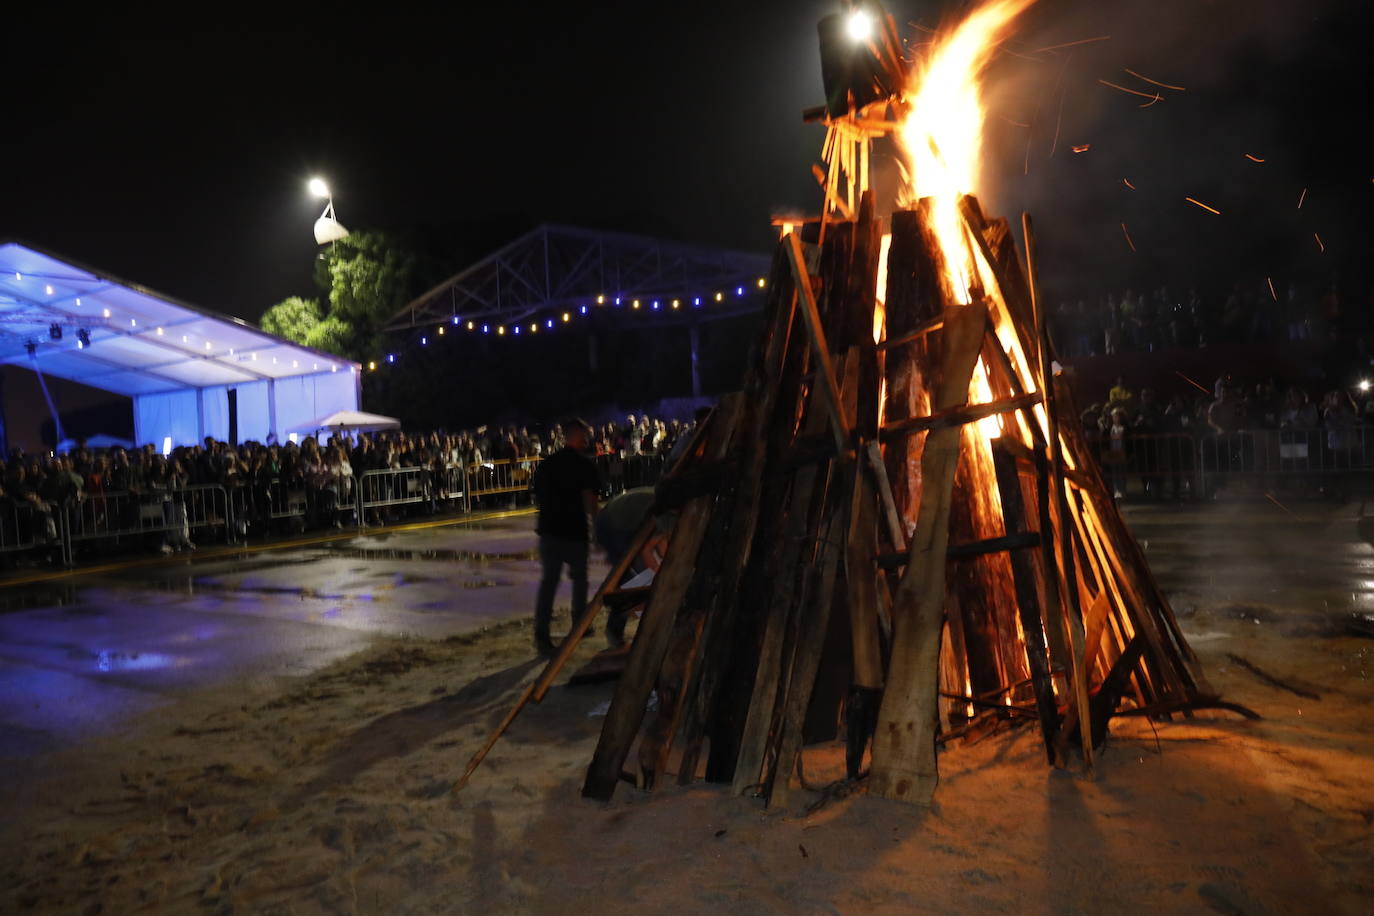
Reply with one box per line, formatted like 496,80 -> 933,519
62,484 -> 233,562
465,457 -> 542,502
356,466 -> 435,527
0,502 -> 56,555
595,453 -> 668,495
1087,426 -> 1374,498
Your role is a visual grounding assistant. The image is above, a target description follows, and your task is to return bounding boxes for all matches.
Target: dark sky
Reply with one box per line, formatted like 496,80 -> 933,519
6,0 -> 1371,321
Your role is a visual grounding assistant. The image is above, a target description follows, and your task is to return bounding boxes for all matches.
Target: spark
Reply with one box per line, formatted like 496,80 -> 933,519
1035,35 -> 1111,53
1122,68 -> 1186,91
1123,178 -> 1136,190
1049,52 -> 1072,157
1245,153 -> 1265,163
1264,492 -> 1300,519
1185,196 -> 1221,215
1314,233 -> 1325,253
1071,144 -> 1091,153
1174,371 -> 1211,395
1297,187 -> 1307,208
1138,93 -> 1162,108
1120,222 -> 1136,252
1266,277 -> 1277,301
1098,78 -> 1162,101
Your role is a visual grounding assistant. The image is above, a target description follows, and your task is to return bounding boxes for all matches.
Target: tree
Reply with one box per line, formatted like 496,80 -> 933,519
304,315 -> 356,356
260,231 -> 426,362
259,296 -> 322,344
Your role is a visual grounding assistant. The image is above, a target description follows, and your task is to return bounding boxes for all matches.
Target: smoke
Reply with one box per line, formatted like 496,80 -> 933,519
891,0 -> 1365,304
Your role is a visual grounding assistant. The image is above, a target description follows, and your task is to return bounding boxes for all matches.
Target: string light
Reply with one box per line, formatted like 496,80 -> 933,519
497,326 -> 505,335
514,325 -> 522,335
715,292 -> 723,302
421,336 -> 428,345
672,299 -> 680,309
580,305 -> 588,314
632,299 -> 640,309
437,326 -> 444,335
757,277 -> 766,288
614,297 -> 622,306
596,295 -> 605,304
562,312 -> 571,322
368,361 -> 377,371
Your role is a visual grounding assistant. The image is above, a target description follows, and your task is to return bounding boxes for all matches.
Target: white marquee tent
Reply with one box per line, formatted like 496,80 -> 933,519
0,241 -> 361,448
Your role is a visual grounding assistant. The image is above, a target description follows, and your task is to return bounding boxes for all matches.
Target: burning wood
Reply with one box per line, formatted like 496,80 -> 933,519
459,0 -> 1236,810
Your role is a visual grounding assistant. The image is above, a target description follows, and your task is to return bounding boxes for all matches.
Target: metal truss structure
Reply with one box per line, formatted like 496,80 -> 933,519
387,224 -> 772,331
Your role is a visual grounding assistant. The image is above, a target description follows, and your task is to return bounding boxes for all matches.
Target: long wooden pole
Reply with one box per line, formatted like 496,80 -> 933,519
1021,213 -> 1095,771
869,299 -> 987,805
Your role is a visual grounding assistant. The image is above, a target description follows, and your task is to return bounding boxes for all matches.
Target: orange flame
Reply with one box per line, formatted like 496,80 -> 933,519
895,0 -> 1035,303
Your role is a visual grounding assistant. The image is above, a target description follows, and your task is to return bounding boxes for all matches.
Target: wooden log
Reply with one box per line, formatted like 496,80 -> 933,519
883,200 -> 951,526
644,250 -> 803,787
730,365 -> 839,795
869,298 -> 988,805
879,391 -> 1042,442
767,459 -> 852,808
676,276 -> 812,786
991,438 -> 1061,762
582,395 -> 744,801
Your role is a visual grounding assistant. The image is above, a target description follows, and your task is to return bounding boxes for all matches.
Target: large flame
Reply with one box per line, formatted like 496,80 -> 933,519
896,0 -> 1034,302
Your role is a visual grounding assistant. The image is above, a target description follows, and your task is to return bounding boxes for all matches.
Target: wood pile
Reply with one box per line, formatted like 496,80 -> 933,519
570,191 -> 1233,807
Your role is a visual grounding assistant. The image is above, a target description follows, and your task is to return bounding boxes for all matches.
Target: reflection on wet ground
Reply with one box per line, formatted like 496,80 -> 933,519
0,514 -> 570,756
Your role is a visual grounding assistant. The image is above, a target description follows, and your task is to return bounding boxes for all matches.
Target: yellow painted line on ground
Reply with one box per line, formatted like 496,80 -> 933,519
0,507 -> 537,590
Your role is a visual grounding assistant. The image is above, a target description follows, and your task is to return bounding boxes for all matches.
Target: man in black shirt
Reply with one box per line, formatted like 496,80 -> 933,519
532,419 -> 601,656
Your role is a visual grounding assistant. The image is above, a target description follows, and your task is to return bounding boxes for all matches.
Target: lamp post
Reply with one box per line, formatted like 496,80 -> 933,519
309,176 -> 350,245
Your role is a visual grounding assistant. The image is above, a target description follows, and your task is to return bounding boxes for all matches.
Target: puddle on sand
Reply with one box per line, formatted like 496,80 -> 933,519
323,545 -> 538,563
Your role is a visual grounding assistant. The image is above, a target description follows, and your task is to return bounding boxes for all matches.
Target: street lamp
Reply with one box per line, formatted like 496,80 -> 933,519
309,175 -> 350,245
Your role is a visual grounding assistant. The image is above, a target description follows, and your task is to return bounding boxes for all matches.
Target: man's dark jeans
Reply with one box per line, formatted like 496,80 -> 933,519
535,535 -> 589,646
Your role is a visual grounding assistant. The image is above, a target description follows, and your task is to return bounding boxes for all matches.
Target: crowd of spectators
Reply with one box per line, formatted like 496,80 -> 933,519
1080,373 -> 1371,500
0,413 -> 696,564
1051,280 -> 1354,357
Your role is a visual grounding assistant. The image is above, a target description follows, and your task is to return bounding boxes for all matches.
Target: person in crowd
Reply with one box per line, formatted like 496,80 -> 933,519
530,419 -> 601,657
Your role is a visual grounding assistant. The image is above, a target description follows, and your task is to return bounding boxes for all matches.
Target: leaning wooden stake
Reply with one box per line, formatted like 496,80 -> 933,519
869,299 -> 988,805
583,396 -> 744,801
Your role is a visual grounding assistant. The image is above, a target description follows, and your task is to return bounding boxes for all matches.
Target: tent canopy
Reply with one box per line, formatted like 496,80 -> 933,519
0,241 -> 363,447
290,409 -> 400,435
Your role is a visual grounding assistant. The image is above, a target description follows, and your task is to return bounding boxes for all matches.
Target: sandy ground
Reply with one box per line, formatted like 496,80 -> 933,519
1,503 -> 1372,914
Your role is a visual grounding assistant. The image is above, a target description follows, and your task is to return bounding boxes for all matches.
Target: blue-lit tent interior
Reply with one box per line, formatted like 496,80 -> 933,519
0,241 -> 360,449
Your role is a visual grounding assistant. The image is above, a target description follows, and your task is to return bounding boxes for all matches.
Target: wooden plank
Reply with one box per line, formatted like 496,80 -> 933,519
864,440 -> 905,551
869,299 -> 988,805
879,391 -> 1042,442
582,395 -> 744,801
991,439 -> 1060,762
785,232 -> 852,453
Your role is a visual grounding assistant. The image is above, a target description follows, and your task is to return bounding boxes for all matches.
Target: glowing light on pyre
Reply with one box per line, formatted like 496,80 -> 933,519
894,0 -> 1035,302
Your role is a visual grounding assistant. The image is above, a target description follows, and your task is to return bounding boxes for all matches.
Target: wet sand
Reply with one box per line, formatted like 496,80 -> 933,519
1,501 -> 1370,913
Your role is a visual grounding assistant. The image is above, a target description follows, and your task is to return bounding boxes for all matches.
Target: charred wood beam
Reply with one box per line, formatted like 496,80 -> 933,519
878,392 -> 1042,443
875,531 -> 1042,570
876,315 -> 944,351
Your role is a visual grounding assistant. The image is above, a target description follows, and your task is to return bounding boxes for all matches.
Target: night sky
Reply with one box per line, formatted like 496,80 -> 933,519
4,0 -> 1371,448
